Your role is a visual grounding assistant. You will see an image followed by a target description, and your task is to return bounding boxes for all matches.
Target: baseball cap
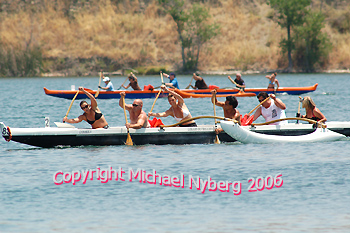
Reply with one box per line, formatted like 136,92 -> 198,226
103,76 -> 110,82
169,72 -> 176,77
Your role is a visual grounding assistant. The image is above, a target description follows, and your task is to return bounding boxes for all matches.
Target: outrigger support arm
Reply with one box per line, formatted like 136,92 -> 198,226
160,116 -> 238,128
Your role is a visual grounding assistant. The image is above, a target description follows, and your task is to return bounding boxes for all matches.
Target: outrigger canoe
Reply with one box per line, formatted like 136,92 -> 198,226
2,118 -> 349,148
43,84 -> 318,99
220,121 -> 347,144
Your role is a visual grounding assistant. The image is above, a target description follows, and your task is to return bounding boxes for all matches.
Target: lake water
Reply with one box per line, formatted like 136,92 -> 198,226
0,74 -> 350,232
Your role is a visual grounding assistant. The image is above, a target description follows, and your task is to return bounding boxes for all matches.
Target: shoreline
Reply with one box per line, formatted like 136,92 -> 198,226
42,69 -> 350,77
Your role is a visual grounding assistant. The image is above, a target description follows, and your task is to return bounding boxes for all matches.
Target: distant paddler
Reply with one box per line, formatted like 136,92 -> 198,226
63,87 -> 109,129
187,72 -> 209,89
162,72 -> 180,89
266,72 -> 279,90
228,74 -> 245,91
211,89 -> 241,133
98,74 -> 115,91
121,72 -> 142,91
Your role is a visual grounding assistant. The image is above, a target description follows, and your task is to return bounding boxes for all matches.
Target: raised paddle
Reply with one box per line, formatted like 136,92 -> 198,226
148,74 -> 164,119
185,75 -> 194,89
95,71 -> 102,98
122,97 -> 133,146
241,96 -> 270,126
118,76 -> 129,90
150,89 -> 162,113
227,76 -> 242,91
296,96 -> 303,123
63,90 -> 80,122
160,71 -> 164,85
212,91 -> 220,144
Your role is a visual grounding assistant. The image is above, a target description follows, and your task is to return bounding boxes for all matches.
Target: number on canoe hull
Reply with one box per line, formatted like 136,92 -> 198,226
2,127 -> 8,136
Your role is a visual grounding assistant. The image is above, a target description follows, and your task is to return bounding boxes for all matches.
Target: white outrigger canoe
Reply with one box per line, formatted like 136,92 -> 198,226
220,121 -> 346,144
2,117 -> 350,147
1,121 -> 224,147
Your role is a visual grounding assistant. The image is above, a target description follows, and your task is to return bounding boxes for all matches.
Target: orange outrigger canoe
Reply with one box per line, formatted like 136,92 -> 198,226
43,83 -> 318,99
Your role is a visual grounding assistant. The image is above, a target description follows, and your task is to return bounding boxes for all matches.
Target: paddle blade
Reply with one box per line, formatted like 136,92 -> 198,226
246,115 -> 254,125
241,114 -> 249,126
214,135 -> 220,144
125,132 -> 133,146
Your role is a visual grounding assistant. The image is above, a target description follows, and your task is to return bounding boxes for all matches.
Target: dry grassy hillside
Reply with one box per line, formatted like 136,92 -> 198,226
0,0 -> 349,76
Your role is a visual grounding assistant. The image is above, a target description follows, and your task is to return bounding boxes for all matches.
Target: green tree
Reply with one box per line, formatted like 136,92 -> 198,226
158,0 -> 219,72
294,12 -> 332,72
267,0 -> 311,72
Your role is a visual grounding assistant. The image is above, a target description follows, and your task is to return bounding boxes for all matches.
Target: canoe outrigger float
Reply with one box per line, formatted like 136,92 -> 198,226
43,84 -> 318,99
1,117 -> 349,147
220,120 -> 346,144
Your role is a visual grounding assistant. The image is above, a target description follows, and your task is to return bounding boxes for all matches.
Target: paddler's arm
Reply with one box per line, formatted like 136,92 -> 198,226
211,89 -> 224,107
63,115 -> 84,124
126,113 -> 148,129
122,83 -> 130,89
275,79 -> 280,89
163,85 -> 184,105
80,87 -> 98,110
148,109 -> 171,118
252,107 -> 262,122
119,92 -> 132,110
269,94 -> 286,110
234,110 -> 242,125
314,108 -> 327,123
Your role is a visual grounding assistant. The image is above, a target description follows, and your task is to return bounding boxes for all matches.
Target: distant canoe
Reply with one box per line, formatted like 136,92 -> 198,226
43,84 -> 318,99
174,89 -> 256,98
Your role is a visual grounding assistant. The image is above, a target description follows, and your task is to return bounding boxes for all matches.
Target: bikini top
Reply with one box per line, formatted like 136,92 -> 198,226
269,80 -> 274,85
309,112 -> 321,121
172,106 -> 190,122
85,111 -> 103,125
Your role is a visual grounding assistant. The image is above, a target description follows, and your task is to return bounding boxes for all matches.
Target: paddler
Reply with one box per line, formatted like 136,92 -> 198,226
250,92 -> 287,125
300,96 -> 327,123
211,89 -> 241,133
122,73 -> 142,91
63,87 -> 109,129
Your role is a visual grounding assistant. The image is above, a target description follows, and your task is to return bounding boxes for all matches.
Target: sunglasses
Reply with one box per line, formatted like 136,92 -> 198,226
81,105 -> 89,110
132,104 -> 139,107
258,98 -> 265,103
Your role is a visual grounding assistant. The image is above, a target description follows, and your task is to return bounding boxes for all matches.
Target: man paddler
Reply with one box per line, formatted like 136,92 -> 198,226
211,89 -> 241,133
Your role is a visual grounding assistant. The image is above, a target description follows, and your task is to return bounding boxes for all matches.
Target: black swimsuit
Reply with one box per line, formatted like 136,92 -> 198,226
85,111 -> 103,125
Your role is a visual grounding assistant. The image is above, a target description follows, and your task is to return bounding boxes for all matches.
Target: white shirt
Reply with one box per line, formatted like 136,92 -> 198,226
260,99 -> 287,125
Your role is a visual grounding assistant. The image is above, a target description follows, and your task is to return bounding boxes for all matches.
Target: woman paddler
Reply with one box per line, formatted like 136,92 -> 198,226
148,85 -> 197,127
63,87 -> 109,129
301,96 -> 327,123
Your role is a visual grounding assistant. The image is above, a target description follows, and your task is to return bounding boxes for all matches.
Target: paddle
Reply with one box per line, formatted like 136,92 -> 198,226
227,76 -> 242,91
118,76 -> 129,90
95,71 -> 102,98
296,96 -> 303,123
148,73 -> 165,119
185,75 -> 194,89
241,96 -> 270,126
212,91 -> 220,144
122,97 -> 133,146
63,90 -> 80,122
160,71 -> 164,85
